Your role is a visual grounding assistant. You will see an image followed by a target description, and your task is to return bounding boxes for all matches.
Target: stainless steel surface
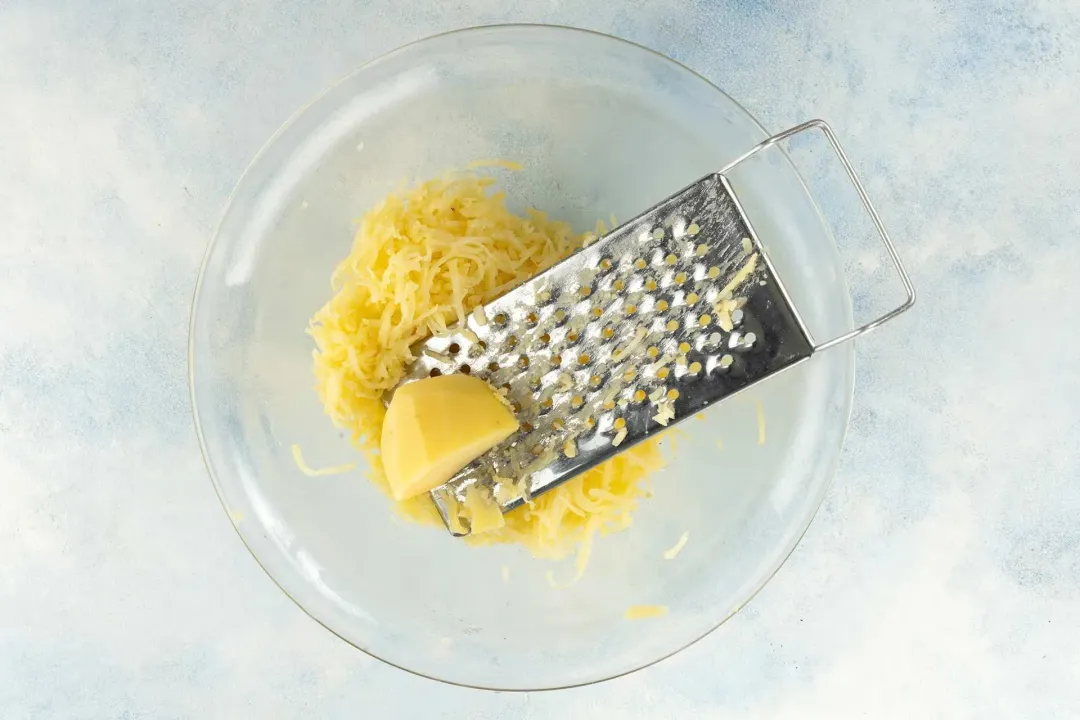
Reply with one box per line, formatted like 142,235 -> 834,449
397,119 -> 915,535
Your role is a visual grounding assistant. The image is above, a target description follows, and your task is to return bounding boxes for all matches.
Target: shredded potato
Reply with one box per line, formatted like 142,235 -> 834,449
290,444 -> 356,477
663,531 -> 690,560
309,171 -> 665,560
625,604 -> 669,620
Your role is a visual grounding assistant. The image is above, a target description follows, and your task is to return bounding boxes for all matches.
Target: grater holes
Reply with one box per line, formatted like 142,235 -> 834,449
432,194 -> 779,492
459,364 -> 472,375
526,312 -> 539,326
633,258 -> 647,270
447,343 -> 461,355
578,286 -> 592,299
577,353 -> 591,366
518,356 -> 530,369
488,361 -> 500,373
429,368 -> 442,377
493,313 -> 508,326
505,335 -> 518,351
665,253 -> 678,266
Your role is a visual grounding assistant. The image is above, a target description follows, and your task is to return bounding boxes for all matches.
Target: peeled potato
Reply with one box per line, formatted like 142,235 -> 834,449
380,374 -> 518,501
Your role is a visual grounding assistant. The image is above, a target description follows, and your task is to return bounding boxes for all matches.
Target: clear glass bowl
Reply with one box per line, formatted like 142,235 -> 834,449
189,25 -> 854,690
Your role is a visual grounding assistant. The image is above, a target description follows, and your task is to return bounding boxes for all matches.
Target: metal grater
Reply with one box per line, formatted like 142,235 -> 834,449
396,120 -> 916,536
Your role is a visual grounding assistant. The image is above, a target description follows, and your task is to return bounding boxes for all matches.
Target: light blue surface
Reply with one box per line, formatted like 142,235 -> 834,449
2,0 -> 1078,717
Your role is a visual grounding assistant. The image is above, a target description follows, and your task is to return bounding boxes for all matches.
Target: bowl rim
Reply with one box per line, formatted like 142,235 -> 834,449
188,22 -> 855,692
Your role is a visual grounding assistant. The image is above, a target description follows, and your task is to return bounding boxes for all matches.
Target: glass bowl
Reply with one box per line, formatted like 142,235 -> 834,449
189,25 -> 854,690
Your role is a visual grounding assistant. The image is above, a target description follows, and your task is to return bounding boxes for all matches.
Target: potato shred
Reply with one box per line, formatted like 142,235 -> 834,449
309,171 -> 665,560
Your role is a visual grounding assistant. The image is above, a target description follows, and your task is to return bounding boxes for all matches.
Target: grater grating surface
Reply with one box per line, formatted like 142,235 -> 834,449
393,120 -> 916,535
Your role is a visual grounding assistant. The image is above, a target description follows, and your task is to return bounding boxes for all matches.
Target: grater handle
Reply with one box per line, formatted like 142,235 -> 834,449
720,119 -> 916,352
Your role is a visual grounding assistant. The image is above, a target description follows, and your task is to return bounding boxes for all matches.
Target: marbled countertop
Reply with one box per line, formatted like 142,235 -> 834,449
3,0 -> 1078,717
